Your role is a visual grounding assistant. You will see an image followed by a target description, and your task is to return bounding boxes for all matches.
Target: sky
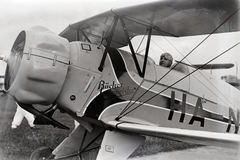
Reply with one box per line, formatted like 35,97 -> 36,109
0,0 -> 240,79
0,0 -> 153,74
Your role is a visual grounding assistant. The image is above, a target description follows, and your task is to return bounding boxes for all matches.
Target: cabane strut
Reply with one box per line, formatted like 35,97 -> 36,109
98,16 -> 153,78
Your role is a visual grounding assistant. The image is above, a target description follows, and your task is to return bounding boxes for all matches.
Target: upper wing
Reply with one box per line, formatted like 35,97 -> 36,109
107,121 -> 240,149
60,0 -> 240,48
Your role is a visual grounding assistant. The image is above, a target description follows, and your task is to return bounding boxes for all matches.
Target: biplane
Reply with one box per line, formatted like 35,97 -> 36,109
1,0 -> 240,159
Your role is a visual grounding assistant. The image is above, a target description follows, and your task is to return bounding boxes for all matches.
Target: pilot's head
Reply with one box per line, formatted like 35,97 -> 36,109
159,52 -> 173,67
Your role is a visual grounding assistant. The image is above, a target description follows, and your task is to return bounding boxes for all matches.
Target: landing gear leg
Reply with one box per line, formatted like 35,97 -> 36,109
52,124 -> 105,159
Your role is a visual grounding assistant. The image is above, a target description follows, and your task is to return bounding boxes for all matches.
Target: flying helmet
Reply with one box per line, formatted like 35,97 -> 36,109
160,52 -> 173,67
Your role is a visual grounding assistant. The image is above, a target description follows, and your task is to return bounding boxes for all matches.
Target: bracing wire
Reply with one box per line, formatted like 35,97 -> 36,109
136,32 -> 147,53
117,42 -> 240,120
151,39 -> 166,52
118,29 -> 150,117
116,8 -> 240,120
161,36 -> 238,110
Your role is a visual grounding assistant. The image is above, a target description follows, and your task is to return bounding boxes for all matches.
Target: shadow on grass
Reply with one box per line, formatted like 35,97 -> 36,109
0,120 -> 73,159
131,136 -> 202,158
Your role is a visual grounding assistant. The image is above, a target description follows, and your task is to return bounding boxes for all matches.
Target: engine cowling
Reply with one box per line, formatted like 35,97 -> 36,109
5,26 -> 70,105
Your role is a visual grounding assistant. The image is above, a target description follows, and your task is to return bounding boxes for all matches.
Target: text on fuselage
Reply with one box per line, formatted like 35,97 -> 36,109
169,91 -> 239,134
98,80 -> 122,93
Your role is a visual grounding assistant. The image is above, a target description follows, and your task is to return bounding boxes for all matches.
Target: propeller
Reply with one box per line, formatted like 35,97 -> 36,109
1,27 -> 71,130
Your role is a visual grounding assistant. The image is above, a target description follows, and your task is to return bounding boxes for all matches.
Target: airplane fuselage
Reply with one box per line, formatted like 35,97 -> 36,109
55,41 -> 240,136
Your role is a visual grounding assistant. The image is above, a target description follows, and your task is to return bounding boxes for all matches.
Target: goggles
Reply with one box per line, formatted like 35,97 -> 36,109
160,54 -> 172,61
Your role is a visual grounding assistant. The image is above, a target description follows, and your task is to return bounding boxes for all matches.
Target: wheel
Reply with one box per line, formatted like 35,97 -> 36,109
30,147 -> 53,160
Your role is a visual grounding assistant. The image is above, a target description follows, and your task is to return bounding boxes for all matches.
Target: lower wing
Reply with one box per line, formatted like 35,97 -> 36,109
107,121 -> 240,149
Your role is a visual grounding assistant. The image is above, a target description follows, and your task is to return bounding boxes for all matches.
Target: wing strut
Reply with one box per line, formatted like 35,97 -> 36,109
142,27 -> 152,77
120,17 -> 152,77
120,17 -> 142,76
79,30 -> 91,43
98,16 -> 119,72
98,16 -> 152,77
68,25 -> 91,43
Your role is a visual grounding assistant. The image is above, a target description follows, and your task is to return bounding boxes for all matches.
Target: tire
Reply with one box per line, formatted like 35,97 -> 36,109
30,147 -> 53,160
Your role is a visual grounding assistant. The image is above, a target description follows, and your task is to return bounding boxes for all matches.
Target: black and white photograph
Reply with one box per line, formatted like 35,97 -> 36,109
0,0 -> 240,159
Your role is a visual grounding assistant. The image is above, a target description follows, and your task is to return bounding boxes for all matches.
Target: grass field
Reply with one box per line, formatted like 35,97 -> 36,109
0,93 -> 200,160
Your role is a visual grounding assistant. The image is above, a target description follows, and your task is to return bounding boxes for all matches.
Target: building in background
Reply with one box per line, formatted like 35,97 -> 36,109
221,75 -> 240,90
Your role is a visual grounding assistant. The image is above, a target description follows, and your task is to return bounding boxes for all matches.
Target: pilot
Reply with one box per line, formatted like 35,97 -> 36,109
159,52 -> 189,74
159,52 -> 173,68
